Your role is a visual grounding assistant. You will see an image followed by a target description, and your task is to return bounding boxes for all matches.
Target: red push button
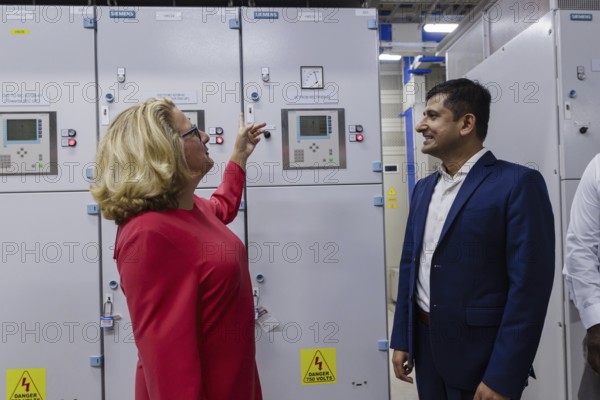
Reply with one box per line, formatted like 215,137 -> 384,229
216,137 -> 224,144
68,138 -> 77,147
356,134 -> 364,142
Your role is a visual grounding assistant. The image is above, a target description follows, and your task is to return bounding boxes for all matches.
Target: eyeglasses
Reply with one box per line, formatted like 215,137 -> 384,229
181,125 -> 201,139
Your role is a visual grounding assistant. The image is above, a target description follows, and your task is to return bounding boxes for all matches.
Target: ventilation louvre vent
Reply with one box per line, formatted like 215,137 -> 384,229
558,0 -> 600,10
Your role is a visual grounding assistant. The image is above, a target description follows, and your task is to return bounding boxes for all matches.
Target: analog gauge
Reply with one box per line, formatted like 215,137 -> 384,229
300,66 -> 324,89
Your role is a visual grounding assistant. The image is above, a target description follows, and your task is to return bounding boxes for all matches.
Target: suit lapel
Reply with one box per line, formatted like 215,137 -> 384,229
436,151 -> 497,246
413,172 -> 439,252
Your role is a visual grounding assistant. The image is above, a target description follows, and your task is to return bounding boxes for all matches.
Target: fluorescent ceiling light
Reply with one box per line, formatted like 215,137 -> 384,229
379,54 -> 402,61
423,23 -> 459,33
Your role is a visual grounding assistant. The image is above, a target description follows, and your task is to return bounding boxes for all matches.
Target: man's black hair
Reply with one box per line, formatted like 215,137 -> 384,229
426,78 -> 492,142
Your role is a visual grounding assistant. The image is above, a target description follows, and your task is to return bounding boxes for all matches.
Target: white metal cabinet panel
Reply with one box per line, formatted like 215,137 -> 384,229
0,6 -> 97,191
446,18 -> 485,80
0,192 -> 101,400
100,219 -> 135,400
556,10 -> 600,180
487,0 -> 551,55
241,8 -> 389,398
247,184 -> 389,399
241,7 -> 382,187
383,151 -> 409,302
465,11 -> 567,400
96,7 -> 242,189
96,9 -> 246,398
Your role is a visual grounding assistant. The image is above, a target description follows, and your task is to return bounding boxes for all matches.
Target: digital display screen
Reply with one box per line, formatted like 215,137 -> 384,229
7,119 -> 37,141
299,116 -> 329,137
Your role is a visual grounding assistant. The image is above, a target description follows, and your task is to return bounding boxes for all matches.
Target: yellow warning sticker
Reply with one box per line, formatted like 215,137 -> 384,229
387,204 -> 398,209
10,30 -> 30,35
6,368 -> 45,400
387,197 -> 397,202
387,187 -> 396,196
300,348 -> 336,385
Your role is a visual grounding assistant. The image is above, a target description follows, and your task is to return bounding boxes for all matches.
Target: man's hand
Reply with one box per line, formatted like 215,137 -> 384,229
392,350 -> 414,384
474,382 -> 509,400
587,324 -> 600,374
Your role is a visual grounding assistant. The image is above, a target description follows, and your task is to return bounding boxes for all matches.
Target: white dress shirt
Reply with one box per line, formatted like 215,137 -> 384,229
416,148 -> 488,313
564,154 -> 600,329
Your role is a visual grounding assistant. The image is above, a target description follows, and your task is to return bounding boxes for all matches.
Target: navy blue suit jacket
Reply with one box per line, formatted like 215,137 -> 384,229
390,151 -> 555,399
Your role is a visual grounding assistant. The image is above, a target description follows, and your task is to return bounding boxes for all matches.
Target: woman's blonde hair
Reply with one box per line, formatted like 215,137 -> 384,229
91,97 -> 191,225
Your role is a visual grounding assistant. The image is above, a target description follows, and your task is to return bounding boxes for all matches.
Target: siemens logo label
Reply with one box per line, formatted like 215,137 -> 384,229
570,13 -> 592,21
109,10 -> 136,19
254,11 -> 279,20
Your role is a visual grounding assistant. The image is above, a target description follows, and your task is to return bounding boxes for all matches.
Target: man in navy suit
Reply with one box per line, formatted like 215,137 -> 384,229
390,78 -> 555,400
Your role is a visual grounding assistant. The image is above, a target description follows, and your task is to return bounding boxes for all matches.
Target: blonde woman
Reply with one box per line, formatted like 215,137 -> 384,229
92,98 -> 265,400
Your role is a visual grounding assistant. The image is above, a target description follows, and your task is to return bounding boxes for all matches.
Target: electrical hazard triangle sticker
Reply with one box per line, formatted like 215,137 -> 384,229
6,368 -> 45,400
300,348 -> 336,385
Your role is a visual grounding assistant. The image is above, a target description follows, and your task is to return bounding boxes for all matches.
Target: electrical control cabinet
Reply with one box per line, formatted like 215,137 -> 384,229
242,8 -> 388,399
0,7 -> 100,400
0,6 -> 389,400
95,7 -> 245,399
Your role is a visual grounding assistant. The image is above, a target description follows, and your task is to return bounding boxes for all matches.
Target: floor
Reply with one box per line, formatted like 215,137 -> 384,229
388,304 -> 419,400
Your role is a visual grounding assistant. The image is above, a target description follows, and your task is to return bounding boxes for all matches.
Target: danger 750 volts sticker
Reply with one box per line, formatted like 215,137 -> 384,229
300,348 -> 336,385
6,368 -> 45,400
